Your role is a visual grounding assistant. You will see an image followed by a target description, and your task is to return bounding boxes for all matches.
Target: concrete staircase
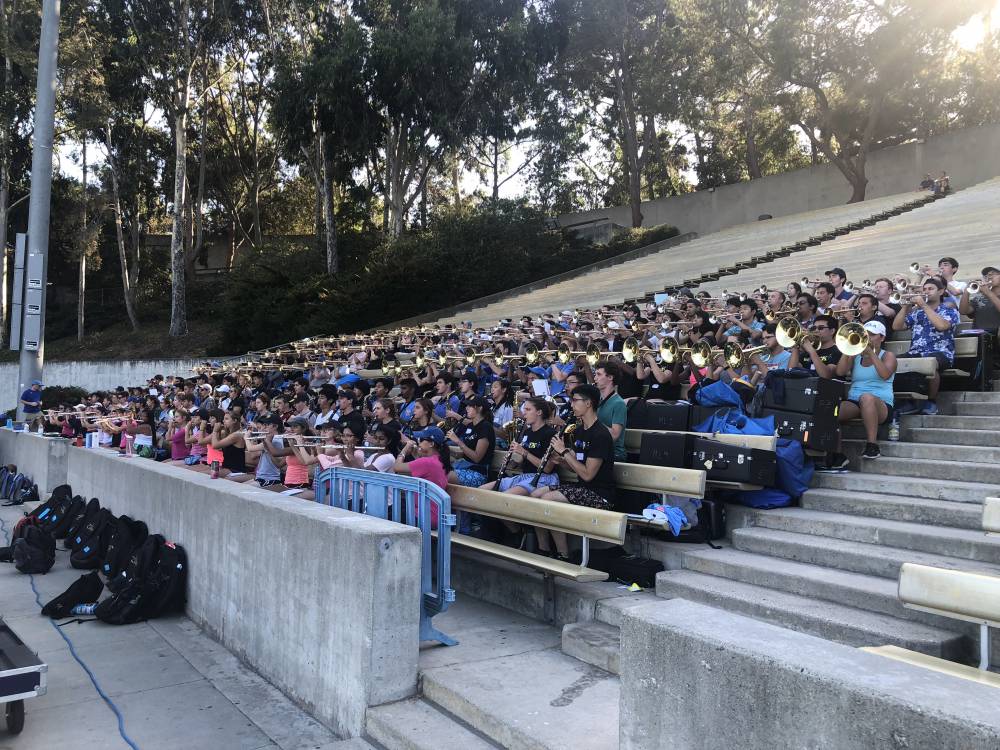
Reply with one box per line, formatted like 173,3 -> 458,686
561,387 -> 1000,680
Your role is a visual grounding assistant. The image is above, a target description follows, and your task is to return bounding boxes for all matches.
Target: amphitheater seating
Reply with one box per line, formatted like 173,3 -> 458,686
696,177 -> 1000,300
861,563 -> 1000,682
433,191 -> 926,327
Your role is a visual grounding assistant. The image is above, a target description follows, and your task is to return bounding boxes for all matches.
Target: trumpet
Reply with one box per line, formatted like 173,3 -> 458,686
775,318 -> 820,350
889,291 -> 924,305
968,281 -> 983,294
835,322 -> 869,356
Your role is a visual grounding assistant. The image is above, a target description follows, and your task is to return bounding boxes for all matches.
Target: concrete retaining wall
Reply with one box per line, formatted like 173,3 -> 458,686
620,599 -> 1000,749
561,123 -> 1000,236
0,430 -> 421,738
0,430 -> 68,493
0,358 -> 212,412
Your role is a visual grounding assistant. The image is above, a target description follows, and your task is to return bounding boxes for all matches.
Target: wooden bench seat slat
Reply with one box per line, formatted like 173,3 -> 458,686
448,534 -> 609,582
898,563 -> 1000,626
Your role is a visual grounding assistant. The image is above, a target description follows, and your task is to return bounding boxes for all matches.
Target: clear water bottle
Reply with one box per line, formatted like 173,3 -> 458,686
887,416 -> 900,442
70,603 -> 97,616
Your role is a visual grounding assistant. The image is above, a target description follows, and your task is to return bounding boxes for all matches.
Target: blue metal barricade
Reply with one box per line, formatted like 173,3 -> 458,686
315,467 -> 457,646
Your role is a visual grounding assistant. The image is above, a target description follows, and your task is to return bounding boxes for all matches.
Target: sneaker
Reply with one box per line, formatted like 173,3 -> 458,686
829,453 -> 850,470
861,443 -> 881,459
895,400 -> 920,416
920,401 -> 939,415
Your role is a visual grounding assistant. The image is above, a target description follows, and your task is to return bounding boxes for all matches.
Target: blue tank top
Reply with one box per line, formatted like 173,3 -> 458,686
848,350 -> 894,407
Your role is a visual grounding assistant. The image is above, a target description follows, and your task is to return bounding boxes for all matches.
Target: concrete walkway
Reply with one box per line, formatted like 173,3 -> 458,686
0,502 -> 368,750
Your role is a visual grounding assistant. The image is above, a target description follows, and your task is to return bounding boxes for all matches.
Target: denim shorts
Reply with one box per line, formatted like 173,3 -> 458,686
498,472 -> 559,492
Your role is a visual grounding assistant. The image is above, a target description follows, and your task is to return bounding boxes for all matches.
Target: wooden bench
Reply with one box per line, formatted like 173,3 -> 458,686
984,496 -> 1000,535
861,562 -> 1000,684
446,484 -> 627,582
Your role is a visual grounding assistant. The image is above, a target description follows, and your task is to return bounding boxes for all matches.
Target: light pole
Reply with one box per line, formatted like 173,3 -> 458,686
15,0 -> 60,419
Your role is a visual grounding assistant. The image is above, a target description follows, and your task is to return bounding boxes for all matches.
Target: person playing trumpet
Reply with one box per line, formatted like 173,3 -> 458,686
788,314 -> 842,378
959,266 -> 1000,333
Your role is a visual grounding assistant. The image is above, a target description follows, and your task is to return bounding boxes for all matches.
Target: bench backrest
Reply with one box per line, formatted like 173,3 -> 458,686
894,358 -> 938,376
447,484 -> 628,544
624,428 -> 777,453
984,497 -> 1000,534
477,449 -> 707,498
898,562 -> 1000,628
885,337 -> 979,358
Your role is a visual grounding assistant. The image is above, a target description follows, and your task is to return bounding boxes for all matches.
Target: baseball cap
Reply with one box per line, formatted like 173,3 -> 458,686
413,426 -> 446,445
981,266 -> 999,276
862,320 -> 886,337
336,390 -> 355,401
216,384 -> 231,393
31,379 -> 43,386
606,320 -> 620,329
825,267 -> 847,278
287,416 -> 311,430
528,366 -> 547,378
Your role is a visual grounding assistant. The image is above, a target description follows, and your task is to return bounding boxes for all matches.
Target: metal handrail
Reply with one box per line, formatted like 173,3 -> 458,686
314,467 -> 457,646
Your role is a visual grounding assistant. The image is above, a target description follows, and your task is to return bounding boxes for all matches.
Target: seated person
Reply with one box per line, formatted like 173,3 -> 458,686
959,267 -> 1000,333
531,384 -> 616,561
918,173 -> 935,191
444,395 -> 495,487
834,320 -> 897,461
747,323 -> 791,385
788,314 -> 841,377
892,278 -> 959,415
482,397 -> 559,495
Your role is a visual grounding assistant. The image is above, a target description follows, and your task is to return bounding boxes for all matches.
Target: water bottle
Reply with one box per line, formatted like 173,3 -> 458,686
124,433 -> 135,457
70,603 -> 97,616
210,460 -> 220,479
887,416 -> 900,442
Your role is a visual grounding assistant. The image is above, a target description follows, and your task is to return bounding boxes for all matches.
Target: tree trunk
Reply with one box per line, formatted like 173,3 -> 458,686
744,105 -> 762,180
321,145 -> 337,274
105,123 -> 140,332
615,70 -> 644,228
193,77 -> 208,265
77,137 -> 87,342
169,80 -> 191,336
848,171 -> 868,203
491,137 -> 499,203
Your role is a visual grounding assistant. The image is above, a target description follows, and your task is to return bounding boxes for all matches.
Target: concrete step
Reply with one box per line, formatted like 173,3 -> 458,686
937,391 -> 1000,404
901,414 -> 999,430
849,455 -> 1000,485
900,426 -> 1000,447
948,402 -> 1000,416
811,470 -> 1000,504
842,439 -> 1000,464
747,508 -> 1000,563
680,546 -> 1000,666
420,647 -> 620,750
654,570 -> 966,657
731,526 -> 1000,579
801,488 -> 983,530
366,698 -> 500,750
561,621 -> 621,675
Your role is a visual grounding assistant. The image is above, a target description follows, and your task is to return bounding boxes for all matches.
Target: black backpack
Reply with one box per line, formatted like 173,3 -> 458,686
107,534 -> 163,595
63,498 -> 100,546
102,516 -> 149,579
96,537 -> 187,624
39,493 -> 76,535
69,509 -> 115,570
51,496 -> 88,541
2,481 -> 37,507
12,525 -> 56,574
28,485 -> 73,522
143,541 -> 188,618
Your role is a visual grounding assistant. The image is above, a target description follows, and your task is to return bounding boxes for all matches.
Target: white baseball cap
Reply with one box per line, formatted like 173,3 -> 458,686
862,320 -> 886,337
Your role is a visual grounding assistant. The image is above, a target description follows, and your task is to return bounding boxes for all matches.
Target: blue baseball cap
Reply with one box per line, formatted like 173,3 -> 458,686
528,366 -> 547,378
412,426 -> 445,445
31,380 -> 43,386
335,373 -> 361,386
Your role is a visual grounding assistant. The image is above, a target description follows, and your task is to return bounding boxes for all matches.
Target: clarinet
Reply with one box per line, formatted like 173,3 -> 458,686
496,418 -> 528,480
530,421 -> 577,487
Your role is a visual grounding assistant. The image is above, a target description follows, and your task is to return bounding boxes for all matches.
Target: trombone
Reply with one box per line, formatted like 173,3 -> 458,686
557,342 -> 601,366
722,342 -> 770,369
621,337 -> 676,365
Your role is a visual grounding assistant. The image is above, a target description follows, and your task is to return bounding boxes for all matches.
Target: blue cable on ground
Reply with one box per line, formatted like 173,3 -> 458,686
1,514 -> 141,750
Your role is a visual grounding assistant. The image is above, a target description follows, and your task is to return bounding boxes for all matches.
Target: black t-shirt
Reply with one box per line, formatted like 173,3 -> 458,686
644,373 -> 681,400
457,419 -> 495,473
808,345 -> 842,373
617,369 -> 642,399
568,420 -> 616,501
518,424 -> 556,474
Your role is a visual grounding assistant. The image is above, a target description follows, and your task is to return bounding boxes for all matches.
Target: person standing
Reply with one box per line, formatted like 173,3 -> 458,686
19,380 -> 43,429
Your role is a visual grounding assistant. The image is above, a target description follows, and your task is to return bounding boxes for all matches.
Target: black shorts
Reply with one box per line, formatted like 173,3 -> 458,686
559,485 -> 611,509
843,398 -> 892,423
898,350 -> 951,372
